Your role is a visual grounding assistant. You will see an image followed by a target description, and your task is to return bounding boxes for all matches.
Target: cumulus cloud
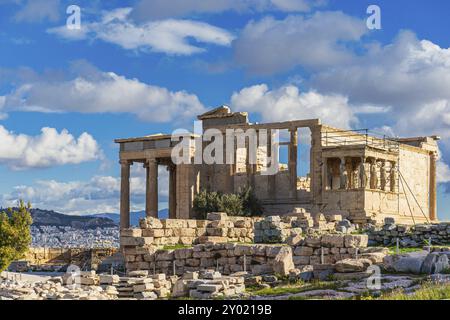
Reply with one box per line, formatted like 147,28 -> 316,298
234,12 -> 367,75
308,31 -> 450,140
437,160 -> 450,184
131,0 -> 321,20
2,62 -> 206,122
1,166 -> 169,215
0,126 -> 102,170
13,0 -> 60,23
230,84 -> 356,129
48,7 -> 235,55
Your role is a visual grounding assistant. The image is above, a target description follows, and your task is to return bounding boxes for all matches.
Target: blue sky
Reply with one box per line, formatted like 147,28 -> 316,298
1,0 -> 450,220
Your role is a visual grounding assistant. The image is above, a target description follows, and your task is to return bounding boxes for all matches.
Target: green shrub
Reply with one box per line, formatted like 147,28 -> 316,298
193,187 -> 263,217
219,193 -> 244,216
193,189 -> 223,219
239,186 -> 263,217
0,200 -> 33,272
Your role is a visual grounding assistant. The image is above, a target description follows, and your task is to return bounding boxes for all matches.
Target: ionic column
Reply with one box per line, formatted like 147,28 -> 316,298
120,160 -> 131,229
267,131 -> 276,199
145,159 -> 158,218
322,158 -> 328,190
289,128 -> 298,199
429,152 -> 437,221
169,164 -> 177,219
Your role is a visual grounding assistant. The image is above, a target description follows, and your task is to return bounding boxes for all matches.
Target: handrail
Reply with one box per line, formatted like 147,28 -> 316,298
321,128 -> 399,152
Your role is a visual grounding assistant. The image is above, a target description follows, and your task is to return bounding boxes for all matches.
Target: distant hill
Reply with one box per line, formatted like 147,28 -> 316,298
91,208 -> 169,227
19,208 -> 116,229
0,207 -> 169,229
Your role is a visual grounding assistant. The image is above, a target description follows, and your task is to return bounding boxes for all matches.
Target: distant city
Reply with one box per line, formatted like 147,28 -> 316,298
31,225 -> 120,248
23,208 -> 169,249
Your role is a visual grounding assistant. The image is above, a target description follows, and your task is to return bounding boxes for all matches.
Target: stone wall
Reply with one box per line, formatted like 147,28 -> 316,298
254,212 -> 340,243
368,222 -> 450,247
22,248 -> 119,270
123,243 -> 293,276
122,213 -> 259,247
292,234 -> 371,267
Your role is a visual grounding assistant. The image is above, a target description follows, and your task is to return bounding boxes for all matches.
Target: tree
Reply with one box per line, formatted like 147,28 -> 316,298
0,201 -> 33,272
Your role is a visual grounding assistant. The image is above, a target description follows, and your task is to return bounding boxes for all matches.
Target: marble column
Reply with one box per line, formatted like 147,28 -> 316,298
339,157 -> 347,190
289,128 -> 298,198
429,152 -> 437,221
146,159 -> 158,218
169,164 -> 177,219
120,160 -> 131,229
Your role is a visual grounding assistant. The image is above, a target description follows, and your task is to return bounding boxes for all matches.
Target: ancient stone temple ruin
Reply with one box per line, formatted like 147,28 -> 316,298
115,106 -> 439,227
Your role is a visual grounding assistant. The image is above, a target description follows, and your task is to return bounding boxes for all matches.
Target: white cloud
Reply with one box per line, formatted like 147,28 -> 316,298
311,31 -> 450,140
0,126 -> 102,170
131,0 -> 320,20
48,7 -> 235,55
2,64 -> 206,122
437,160 -> 450,184
234,12 -> 366,75
13,0 -> 60,23
230,84 -> 356,129
1,166 -> 169,215
0,96 -> 7,120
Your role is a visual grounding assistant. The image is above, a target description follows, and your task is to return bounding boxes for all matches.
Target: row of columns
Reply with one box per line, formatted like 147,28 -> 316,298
119,159 -> 177,229
325,157 -> 397,192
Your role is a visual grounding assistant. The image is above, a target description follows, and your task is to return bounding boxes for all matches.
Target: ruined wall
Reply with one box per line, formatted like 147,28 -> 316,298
20,248 -> 119,271
368,222 -> 450,247
123,243 -> 294,275
292,234 -> 369,267
397,145 -> 430,221
122,214 -> 259,248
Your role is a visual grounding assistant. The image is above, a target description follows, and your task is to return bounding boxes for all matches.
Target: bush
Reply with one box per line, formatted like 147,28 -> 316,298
193,187 -> 263,217
219,193 -> 244,216
239,186 -> 263,217
193,190 -> 222,219
0,201 -> 33,272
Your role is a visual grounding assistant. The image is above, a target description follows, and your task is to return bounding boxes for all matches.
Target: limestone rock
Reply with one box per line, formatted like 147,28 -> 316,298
335,259 -> 372,273
271,246 -> 295,276
206,212 -> 228,221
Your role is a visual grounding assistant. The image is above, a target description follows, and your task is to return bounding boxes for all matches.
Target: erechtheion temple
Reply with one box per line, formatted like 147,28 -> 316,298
115,106 -> 440,227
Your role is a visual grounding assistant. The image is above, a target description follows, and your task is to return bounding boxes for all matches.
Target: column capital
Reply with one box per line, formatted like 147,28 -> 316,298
144,158 -> 157,167
119,159 -> 131,166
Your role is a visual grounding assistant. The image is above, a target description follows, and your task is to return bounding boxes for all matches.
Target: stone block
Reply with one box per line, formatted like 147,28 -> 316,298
294,246 -> 313,256
207,212 -> 228,221
142,229 -> 165,237
121,229 -> 142,237
344,235 -> 368,248
270,246 -> 295,276
321,235 -> 345,248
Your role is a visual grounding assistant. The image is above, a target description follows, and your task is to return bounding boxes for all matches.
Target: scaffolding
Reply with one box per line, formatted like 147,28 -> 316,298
322,129 -> 400,153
